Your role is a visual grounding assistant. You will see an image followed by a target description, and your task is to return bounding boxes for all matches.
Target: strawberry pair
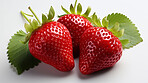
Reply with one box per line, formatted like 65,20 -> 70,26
58,13 -> 122,74
18,0 -> 141,75
57,1 -> 122,74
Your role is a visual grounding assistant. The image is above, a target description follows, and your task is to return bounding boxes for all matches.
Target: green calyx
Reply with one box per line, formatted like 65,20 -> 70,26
20,6 -> 55,44
91,13 -> 143,49
90,13 -> 102,27
90,13 -> 127,46
108,22 -> 124,38
42,6 -> 55,24
59,0 -> 130,47
90,13 -> 124,38
59,0 -> 91,19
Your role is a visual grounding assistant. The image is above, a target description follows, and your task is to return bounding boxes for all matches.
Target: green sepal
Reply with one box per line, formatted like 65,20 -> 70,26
110,22 -> 119,32
21,10 -> 40,44
58,14 -> 66,18
70,0 -> 77,14
109,22 -> 124,37
77,3 -> 82,15
42,14 -> 48,24
70,4 -> 75,14
61,6 -> 70,14
82,6 -> 91,17
21,9 -> 40,33
32,19 -> 39,29
24,19 -> 39,33
7,30 -> 41,75
24,23 -> 32,33
48,6 -> 55,20
42,6 -> 55,24
102,16 -> 109,28
59,0 -> 92,19
111,28 -> 124,38
21,6 -> 56,44
91,12 -> 102,27
16,30 -> 26,35
117,29 -> 124,37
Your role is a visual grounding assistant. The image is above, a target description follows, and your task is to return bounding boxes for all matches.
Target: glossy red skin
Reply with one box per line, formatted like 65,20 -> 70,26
29,21 -> 74,72
79,27 -> 123,74
58,14 -> 93,58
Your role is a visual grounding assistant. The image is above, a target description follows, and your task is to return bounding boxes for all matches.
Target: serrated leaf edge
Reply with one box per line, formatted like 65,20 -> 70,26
7,30 -> 41,75
107,13 -> 143,49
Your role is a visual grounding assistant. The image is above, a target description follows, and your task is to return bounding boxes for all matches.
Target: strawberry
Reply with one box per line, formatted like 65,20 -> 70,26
29,22 -> 74,71
79,27 -> 123,74
21,7 -> 74,71
57,0 -> 93,58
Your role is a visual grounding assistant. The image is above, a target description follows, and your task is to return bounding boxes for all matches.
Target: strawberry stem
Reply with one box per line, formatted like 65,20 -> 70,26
20,11 -> 32,25
24,13 -> 33,17
82,6 -> 91,17
74,0 -> 77,13
28,7 -> 41,25
74,0 -> 77,9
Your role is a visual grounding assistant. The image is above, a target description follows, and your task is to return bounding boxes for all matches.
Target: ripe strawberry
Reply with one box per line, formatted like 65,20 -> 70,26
57,0 -> 93,58
21,7 -> 74,71
29,22 -> 74,71
79,27 -> 123,74
58,14 -> 92,58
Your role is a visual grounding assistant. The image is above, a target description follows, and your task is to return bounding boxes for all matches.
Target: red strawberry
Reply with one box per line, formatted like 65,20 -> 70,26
29,22 -> 74,71
21,7 -> 74,71
57,0 -> 93,58
58,14 -> 92,58
79,27 -> 123,74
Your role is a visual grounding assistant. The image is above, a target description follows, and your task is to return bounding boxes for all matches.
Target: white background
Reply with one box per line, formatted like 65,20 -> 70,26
0,0 -> 147,83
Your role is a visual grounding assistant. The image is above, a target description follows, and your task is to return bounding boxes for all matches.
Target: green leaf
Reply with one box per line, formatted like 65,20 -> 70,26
16,30 -> 26,36
7,30 -> 41,74
31,19 -> 39,30
48,6 -> 55,20
61,6 -> 70,14
83,6 -> 91,17
42,14 -> 48,24
77,3 -> 82,15
120,39 -> 130,48
70,4 -> 75,14
102,16 -> 109,28
107,13 -> 143,49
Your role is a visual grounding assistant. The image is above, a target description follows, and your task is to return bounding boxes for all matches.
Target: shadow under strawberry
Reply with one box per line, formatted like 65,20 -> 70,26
73,58 -> 113,79
23,62 -> 74,78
